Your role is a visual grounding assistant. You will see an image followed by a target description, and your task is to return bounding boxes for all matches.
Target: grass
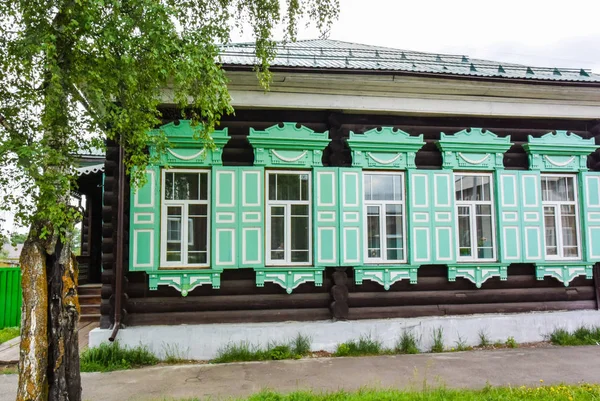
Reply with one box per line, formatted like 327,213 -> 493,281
505,336 -> 518,349
0,366 -> 18,375
430,327 -> 444,353
478,329 -> 491,347
80,341 -> 159,372
162,343 -> 191,364
211,334 -> 312,363
395,330 -> 420,354
548,326 -> 600,346
170,384 -> 600,401
453,335 -> 472,352
333,334 -> 383,357
0,327 -> 19,344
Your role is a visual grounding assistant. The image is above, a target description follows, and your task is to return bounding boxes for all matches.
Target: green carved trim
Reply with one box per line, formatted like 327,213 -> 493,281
523,131 -> 596,172
354,265 -> 419,289
255,267 -> 324,294
347,127 -> 425,169
448,264 -> 508,288
148,270 -> 221,296
535,263 -> 593,286
437,128 -> 513,170
248,123 -> 330,168
149,120 -> 230,166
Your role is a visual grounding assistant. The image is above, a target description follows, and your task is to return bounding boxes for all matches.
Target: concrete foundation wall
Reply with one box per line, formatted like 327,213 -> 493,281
89,310 -> 600,360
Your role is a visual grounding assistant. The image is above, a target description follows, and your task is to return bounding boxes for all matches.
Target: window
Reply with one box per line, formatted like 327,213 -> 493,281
363,172 -> 406,263
266,171 -> 311,265
541,175 -> 581,259
161,170 -> 209,267
455,173 -> 496,261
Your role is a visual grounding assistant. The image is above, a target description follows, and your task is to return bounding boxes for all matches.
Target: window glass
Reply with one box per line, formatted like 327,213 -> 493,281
161,170 -> 209,267
364,173 -> 405,262
267,172 -> 311,265
455,174 -> 495,260
542,175 -> 580,259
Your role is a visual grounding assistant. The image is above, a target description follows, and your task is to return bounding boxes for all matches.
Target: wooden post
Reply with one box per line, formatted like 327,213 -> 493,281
330,268 -> 349,320
593,263 -> 600,310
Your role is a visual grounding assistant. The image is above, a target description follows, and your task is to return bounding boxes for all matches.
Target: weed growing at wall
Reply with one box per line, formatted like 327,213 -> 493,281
478,329 -> 491,347
395,330 -> 420,354
211,334 -> 313,363
334,334 -> 384,357
505,337 -> 518,348
548,326 -> 600,346
80,342 -> 159,372
430,327 -> 444,353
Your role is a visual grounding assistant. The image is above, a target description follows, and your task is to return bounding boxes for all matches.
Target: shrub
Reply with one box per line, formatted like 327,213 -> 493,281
505,336 -> 518,348
291,333 -> 312,356
334,335 -> 383,357
395,330 -> 420,354
548,326 -> 600,346
80,342 -> 159,372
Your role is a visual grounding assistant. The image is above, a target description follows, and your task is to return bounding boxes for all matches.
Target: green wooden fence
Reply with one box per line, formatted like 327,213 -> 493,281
0,267 -> 22,329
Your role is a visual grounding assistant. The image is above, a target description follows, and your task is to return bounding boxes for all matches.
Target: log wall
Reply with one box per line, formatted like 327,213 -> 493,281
101,109 -> 600,327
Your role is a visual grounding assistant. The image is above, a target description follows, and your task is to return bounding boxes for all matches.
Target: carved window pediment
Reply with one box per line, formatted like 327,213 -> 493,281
523,131 -> 596,172
437,128 -> 513,170
347,127 -> 425,169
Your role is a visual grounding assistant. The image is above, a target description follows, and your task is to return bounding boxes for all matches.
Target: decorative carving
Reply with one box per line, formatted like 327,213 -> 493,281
149,120 -> 230,167
354,266 -> 419,289
448,264 -> 508,288
347,127 -> 424,169
248,123 -> 330,168
437,128 -> 512,170
535,264 -> 593,286
149,271 -> 221,296
255,268 -> 324,294
523,131 -> 596,172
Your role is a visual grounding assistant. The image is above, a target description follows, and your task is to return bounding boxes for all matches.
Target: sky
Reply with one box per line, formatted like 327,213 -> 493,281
231,0 -> 600,73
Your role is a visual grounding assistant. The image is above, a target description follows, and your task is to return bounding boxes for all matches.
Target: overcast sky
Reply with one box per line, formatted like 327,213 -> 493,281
232,0 -> 600,73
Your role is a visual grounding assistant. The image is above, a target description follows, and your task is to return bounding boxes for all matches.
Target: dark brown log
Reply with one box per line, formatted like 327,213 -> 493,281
126,293 -> 330,313
349,305 -> 443,319
348,286 -> 594,307
330,301 -> 349,319
127,308 -> 331,325
441,300 -> 596,315
332,268 -> 348,285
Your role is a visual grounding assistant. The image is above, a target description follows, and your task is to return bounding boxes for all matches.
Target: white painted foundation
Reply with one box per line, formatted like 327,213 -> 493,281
89,310 -> 600,360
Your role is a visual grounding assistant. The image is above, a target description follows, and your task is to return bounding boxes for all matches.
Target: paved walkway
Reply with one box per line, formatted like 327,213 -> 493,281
1,346 -> 599,400
0,321 -> 98,364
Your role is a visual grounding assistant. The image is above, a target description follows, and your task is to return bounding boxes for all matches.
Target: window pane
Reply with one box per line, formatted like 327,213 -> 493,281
291,251 -> 309,263
364,175 -> 372,201
187,205 -> 208,264
371,175 -> 395,201
300,174 -> 309,201
393,175 -> 403,201
367,205 -> 381,258
199,173 -> 208,200
385,204 -> 403,261
268,174 -> 277,200
172,173 -> 199,200
542,176 -> 575,202
165,173 -> 174,200
291,216 -> 309,255
455,175 -> 463,201
270,206 -> 285,260
544,206 -> 558,256
458,206 -> 471,257
561,204 -> 578,257
274,174 -> 302,200
456,175 -> 490,201
166,207 -> 182,262
476,213 -> 494,259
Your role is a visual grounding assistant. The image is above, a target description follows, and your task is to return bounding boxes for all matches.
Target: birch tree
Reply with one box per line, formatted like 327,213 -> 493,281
0,1 -> 339,400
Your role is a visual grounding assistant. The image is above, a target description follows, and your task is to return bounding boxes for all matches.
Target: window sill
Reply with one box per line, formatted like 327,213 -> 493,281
535,262 -> 593,286
355,265 -> 419,289
148,270 -> 221,296
447,263 -> 509,288
254,267 -> 324,294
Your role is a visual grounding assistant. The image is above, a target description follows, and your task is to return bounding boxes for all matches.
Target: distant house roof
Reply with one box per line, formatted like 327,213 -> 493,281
220,39 -> 600,83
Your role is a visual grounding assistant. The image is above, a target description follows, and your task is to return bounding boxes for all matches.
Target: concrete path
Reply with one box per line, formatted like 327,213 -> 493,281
1,346 -> 599,400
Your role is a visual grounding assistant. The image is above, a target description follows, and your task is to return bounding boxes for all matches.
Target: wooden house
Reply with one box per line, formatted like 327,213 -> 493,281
87,40 -> 600,353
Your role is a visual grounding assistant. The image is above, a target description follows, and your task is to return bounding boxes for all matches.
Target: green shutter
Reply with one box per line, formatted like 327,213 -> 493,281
407,170 -> 456,264
431,171 -> 456,263
581,172 -> 600,262
239,167 -> 265,268
519,171 -> 545,262
130,166 -> 160,271
313,168 -> 338,266
495,170 -> 522,263
339,168 -> 363,265
211,166 -> 238,269
408,170 -> 433,264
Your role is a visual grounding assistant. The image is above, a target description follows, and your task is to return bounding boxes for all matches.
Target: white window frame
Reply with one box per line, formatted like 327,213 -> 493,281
454,172 -> 497,262
265,170 -> 312,266
160,168 -> 210,268
363,171 -> 407,264
541,173 -> 582,261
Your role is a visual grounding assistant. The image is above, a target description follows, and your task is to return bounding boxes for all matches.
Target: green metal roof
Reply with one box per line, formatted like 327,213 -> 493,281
220,39 -> 600,83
